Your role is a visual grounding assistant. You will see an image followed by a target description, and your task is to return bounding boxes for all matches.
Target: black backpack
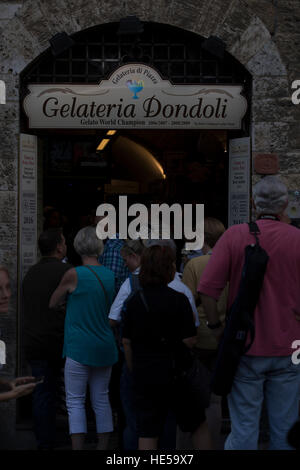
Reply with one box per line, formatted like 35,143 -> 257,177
211,222 -> 269,396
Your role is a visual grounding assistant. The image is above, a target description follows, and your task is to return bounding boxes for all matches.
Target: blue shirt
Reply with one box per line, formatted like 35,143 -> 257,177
99,235 -> 130,293
63,265 -> 118,367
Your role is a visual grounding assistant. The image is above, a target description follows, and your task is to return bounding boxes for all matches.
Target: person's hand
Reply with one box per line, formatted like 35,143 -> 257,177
8,377 -> 36,399
0,377 -> 36,401
10,376 -> 35,387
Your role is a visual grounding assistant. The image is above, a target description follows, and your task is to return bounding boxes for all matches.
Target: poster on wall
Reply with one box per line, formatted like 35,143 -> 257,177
19,134 -> 37,279
228,137 -> 251,226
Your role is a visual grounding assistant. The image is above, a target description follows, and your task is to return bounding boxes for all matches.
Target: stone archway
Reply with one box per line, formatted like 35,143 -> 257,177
0,0 -> 296,449
0,0 -> 291,174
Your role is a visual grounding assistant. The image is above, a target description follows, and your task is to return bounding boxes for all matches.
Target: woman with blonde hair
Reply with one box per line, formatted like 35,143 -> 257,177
50,226 -> 118,450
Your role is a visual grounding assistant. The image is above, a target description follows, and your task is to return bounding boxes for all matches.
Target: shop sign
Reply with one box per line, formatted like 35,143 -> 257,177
23,63 -> 247,129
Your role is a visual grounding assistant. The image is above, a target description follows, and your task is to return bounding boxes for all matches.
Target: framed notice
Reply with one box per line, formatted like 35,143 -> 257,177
19,134 -> 37,279
228,137 -> 251,226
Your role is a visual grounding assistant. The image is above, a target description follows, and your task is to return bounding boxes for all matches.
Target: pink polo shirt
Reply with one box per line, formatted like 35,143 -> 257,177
198,219 -> 300,356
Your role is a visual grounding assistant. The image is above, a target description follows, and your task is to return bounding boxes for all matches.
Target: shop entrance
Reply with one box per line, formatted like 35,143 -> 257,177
39,127 -> 229,264
21,21 -> 251,247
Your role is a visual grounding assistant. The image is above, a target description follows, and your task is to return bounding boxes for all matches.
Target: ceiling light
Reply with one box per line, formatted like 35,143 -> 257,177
97,139 -> 110,151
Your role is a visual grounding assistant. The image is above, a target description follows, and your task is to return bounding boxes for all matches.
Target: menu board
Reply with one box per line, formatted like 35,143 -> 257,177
228,137 -> 251,226
19,134 -> 37,279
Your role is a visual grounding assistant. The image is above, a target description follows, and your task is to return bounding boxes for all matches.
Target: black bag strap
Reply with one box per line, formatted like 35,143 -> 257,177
130,272 -> 140,293
84,265 -> 109,310
243,221 -> 267,352
139,289 -> 150,313
244,317 -> 255,353
248,221 -> 260,244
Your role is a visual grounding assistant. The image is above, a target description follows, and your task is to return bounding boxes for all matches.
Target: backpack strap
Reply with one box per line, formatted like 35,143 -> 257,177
130,272 -> 140,293
248,221 -> 260,244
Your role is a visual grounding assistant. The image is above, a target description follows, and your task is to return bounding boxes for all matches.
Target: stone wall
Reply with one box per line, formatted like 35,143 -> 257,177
0,0 -> 300,448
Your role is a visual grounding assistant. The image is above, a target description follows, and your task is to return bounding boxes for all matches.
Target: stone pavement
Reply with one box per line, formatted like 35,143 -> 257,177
12,400 -> 270,451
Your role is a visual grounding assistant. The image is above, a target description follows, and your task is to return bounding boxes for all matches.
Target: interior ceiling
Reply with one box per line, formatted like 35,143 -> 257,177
112,135 -> 165,182
110,129 -> 227,182
123,129 -> 227,154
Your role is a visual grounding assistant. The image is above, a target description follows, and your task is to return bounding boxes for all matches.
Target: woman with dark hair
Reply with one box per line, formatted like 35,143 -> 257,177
122,246 -> 212,450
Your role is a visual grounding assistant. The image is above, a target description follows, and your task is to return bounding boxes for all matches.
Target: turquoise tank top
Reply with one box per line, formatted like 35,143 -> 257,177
63,265 -> 118,367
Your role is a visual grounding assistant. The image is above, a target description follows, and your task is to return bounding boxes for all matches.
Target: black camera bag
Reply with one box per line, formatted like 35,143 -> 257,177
211,222 -> 269,396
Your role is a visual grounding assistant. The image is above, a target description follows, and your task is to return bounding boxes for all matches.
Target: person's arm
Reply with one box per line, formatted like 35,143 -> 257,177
177,294 -> 198,347
122,338 -> 133,372
182,284 -> 199,326
121,295 -> 134,371
182,260 -> 198,298
182,259 -> 202,307
108,278 -> 131,323
200,294 -> 224,341
49,268 -> 77,308
0,377 -> 36,402
182,336 -> 197,349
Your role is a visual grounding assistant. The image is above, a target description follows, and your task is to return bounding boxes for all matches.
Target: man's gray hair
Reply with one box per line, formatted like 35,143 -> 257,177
253,176 -> 288,215
74,226 -> 104,257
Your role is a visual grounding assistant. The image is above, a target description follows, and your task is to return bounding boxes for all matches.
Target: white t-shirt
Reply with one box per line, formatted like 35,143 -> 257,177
109,269 -> 199,326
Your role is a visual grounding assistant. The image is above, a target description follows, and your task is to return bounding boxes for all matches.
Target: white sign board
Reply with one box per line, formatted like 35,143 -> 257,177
19,134 -> 37,279
23,63 -> 247,130
228,137 -> 251,226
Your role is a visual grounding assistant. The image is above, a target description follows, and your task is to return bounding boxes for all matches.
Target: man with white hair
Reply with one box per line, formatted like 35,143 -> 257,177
198,175 -> 300,450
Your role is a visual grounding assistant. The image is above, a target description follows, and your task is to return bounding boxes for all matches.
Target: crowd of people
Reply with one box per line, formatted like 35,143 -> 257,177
0,175 -> 300,451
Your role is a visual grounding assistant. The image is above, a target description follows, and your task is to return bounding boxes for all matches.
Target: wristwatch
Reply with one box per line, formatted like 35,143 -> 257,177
206,320 -> 222,330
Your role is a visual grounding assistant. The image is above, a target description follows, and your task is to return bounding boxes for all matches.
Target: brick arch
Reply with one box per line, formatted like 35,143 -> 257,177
0,0 -> 291,164
0,0 -> 287,80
